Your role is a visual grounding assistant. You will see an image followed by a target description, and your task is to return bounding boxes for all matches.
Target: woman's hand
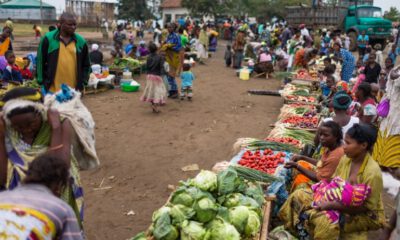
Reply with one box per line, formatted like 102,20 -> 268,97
284,161 -> 298,169
290,154 -> 302,162
314,201 -> 334,211
47,109 -> 61,130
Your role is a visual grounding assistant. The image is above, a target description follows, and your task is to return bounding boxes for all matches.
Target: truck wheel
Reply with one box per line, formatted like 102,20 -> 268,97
348,31 -> 357,52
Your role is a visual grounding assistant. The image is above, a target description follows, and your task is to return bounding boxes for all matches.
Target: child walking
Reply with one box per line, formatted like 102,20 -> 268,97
180,63 -> 195,101
140,43 -> 167,113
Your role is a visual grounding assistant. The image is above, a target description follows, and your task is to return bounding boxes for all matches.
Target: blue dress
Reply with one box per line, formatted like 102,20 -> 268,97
339,48 -> 355,82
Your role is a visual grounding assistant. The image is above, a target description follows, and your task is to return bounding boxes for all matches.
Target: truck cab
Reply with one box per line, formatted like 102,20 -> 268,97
345,5 -> 392,51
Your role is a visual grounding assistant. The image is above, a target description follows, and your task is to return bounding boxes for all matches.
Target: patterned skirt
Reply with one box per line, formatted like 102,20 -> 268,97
373,130 -> 400,168
140,74 -> 167,104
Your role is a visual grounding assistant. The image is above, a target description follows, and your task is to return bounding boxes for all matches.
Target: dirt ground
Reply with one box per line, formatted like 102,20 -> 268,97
11,31 -> 396,240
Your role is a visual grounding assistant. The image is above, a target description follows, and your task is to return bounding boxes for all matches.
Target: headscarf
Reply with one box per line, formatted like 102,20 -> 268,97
2,99 -> 46,126
333,91 -> 352,110
91,44 -> 99,51
336,80 -> 349,92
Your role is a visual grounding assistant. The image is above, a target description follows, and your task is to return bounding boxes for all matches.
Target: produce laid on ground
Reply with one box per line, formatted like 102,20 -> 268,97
238,150 -> 287,175
268,125 -> 316,146
132,79 -> 324,240
132,169 -> 271,240
280,84 -> 312,97
293,69 -> 318,81
280,115 -> 319,129
110,57 -> 144,70
234,138 -> 301,154
284,95 -> 317,104
264,137 -> 301,148
278,103 -> 317,119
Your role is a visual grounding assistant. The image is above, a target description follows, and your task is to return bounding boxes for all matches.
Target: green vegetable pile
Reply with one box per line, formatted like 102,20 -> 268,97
132,168 -> 265,240
110,57 -> 142,70
23,79 -> 41,89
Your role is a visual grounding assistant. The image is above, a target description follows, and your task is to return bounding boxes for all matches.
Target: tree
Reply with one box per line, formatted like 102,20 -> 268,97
118,0 -> 154,20
181,0 -> 223,18
383,7 -> 400,22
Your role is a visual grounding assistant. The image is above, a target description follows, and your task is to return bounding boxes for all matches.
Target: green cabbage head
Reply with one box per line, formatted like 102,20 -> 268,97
180,221 -> 207,240
191,170 -> 217,192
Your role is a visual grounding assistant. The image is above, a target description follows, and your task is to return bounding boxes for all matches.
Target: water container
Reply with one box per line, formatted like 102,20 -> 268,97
122,71 -> 132,80
239,68 -> 250,81
91,64 -> 102,74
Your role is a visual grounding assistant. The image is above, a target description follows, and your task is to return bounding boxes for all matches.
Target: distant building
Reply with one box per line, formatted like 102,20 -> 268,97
41,0 -> 118,25
0,0 -> 56,21
161,0 -> 189,23
65,0 -> 117,25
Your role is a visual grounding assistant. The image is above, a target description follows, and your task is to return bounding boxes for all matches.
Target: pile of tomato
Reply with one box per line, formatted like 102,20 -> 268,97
264,137 -> 301,147
238,149 -> 286,175
282,116 -> 318,128
286,95 -> 316,103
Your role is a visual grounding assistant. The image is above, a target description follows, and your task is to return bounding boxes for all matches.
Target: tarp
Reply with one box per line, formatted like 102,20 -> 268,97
0,0 -> 55,9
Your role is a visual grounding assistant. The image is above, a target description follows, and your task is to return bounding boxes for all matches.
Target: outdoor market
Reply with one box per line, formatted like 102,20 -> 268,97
0,0 -> 399,240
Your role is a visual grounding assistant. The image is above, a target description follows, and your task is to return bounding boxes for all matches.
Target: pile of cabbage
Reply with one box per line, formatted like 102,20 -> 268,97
132,168 -> 265,240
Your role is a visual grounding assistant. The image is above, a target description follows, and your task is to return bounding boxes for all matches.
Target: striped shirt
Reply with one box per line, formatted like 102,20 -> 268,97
0,184 -> 83,240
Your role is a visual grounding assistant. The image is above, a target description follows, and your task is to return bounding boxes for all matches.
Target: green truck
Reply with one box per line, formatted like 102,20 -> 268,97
285,1 -> 392,51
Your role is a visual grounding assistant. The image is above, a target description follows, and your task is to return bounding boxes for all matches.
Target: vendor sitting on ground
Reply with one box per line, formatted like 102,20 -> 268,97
2,50 -> 22,84
279,123 -> 385,240
284,121 -> 345,192
323,91 -> 360,138
89,44 -> 103,65
254,48 -> 273,79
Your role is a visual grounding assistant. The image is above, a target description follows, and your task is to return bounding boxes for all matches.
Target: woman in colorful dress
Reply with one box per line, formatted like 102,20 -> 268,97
373,64 -> 400,169
285,121 -> 345,192
333,42 -> 355,82
161,23 -> 182,98
0,88 -> 84,227
279,124 -> 385,240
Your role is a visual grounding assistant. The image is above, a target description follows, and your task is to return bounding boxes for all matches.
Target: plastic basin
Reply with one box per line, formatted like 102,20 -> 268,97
121,82 -> 140,92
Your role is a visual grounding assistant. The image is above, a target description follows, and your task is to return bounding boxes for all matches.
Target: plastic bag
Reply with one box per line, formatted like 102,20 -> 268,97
377,98 -> 390,118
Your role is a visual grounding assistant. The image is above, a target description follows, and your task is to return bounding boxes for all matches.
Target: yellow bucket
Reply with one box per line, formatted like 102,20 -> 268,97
239,68 -> 250,81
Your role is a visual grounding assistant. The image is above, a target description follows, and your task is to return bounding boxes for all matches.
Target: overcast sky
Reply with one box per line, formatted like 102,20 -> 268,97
374,0 -> 399,12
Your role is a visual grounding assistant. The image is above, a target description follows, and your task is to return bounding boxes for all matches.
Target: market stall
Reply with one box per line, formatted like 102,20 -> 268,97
130,68 -> 328,239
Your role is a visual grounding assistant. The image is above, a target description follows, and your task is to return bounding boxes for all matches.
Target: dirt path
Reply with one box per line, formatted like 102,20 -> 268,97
81,42 -> 283,239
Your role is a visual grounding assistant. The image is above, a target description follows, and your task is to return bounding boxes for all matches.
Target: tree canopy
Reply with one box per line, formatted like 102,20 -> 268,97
383,7 -> 400,22
118,0 -> 154,20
